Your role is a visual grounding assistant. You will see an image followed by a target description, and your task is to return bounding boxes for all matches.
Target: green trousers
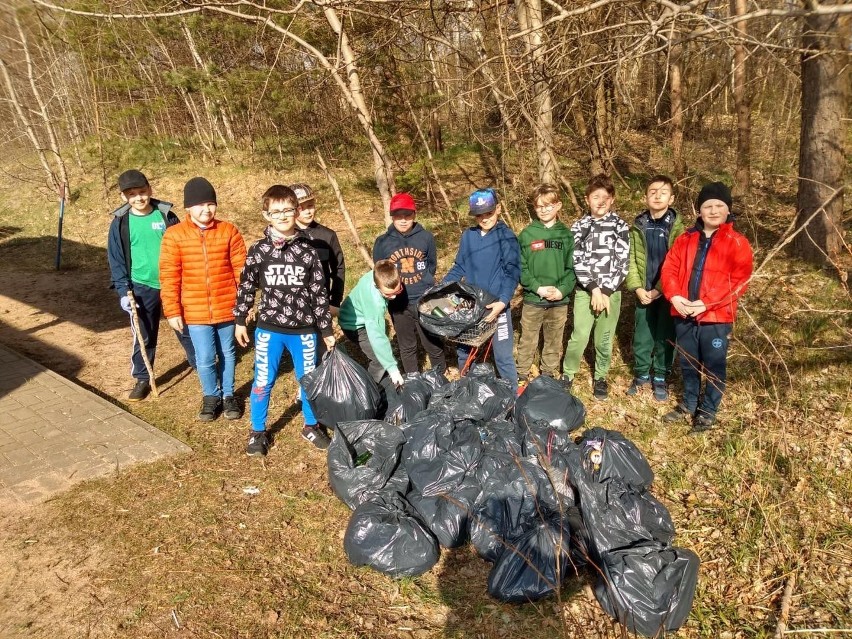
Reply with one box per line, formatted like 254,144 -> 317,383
632,296 -> 675,379
517,303 -> 569,379
562,289 -> 622,381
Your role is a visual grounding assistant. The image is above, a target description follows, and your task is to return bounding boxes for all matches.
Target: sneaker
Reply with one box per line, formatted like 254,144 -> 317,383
302,425 -> 332,450
128,380 -> 151,402
626,377 -> 650,396
561,376 -> 573,392
223,396 -> 243,420
246,430 -> 268,456
198,395 -> 222,422
652,378 -> 669,402
517,378 -> 528,397
691,414 -> 717,433
662,403 -> 692,423
593,378 -> 609,401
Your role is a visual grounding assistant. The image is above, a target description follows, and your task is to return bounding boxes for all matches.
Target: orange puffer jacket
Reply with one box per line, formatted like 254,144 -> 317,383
159,217 -> 247,325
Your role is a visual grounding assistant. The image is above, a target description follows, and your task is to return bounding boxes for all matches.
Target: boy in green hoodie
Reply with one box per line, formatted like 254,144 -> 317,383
338,259 -> 405,387
516,184 -> 575,392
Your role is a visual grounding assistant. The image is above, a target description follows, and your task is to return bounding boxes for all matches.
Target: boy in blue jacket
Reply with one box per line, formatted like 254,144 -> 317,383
373,192 -> 446,374
444,188 -> 521,391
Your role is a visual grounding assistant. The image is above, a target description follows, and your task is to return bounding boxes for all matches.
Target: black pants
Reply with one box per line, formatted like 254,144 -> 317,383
343,328 -> 386,384
129,283 -> 196,381
674,319 -> 732,419
390,301 -> 447,374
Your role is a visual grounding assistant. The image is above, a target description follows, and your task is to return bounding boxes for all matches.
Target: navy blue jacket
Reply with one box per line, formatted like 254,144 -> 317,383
444,220 -> 520,305
106,199 -> 178,297
372,222 -> 438,302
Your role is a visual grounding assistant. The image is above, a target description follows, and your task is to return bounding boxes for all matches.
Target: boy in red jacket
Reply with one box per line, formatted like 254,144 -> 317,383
160,177 -> 247,422
660,182 -> 753,432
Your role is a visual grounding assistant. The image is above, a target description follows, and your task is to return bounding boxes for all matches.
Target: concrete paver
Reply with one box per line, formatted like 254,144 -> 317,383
0,343 -> 191,505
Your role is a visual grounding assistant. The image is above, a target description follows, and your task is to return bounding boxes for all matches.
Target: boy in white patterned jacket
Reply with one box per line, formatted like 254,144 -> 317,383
561,174 -> 630,401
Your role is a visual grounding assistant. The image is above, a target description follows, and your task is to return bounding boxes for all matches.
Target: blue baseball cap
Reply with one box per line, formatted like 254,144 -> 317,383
469,188 -> 499,216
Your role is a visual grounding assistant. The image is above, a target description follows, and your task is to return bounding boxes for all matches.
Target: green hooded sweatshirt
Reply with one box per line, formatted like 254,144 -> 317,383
338,271 -> 399,376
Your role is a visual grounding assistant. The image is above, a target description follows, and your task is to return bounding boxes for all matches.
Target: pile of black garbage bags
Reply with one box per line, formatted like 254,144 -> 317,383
302,348 -> 700,636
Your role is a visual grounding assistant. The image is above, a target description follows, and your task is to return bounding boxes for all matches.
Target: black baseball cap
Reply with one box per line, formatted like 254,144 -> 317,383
118,170 -> 149,192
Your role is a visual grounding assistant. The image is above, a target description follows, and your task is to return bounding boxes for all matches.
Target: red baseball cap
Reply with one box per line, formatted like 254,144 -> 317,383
390,192 -> 416,216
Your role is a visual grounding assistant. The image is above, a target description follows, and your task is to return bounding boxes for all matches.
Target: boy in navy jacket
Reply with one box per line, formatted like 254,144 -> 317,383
444,189 -> 521,391
373,193 -> 446,374
106,169 -> 196,401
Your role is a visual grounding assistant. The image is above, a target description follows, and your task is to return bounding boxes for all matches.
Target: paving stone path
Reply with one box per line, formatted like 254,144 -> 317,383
0,344 -> 191,505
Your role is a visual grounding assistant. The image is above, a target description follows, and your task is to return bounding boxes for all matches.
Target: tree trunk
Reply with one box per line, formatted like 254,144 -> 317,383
515,0 -> 556,183
731,0 -> 751,196
793,3 -> 850,266
669,40 -> 686,179
322,6 -> 395,224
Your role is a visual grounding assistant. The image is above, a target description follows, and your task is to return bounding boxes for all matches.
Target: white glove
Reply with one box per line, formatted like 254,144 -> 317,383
120,295 -> 136,313
390,369 -> 404,387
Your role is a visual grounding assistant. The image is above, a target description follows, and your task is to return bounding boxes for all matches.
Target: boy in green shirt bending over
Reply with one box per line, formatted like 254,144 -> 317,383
338,259 -> 405,388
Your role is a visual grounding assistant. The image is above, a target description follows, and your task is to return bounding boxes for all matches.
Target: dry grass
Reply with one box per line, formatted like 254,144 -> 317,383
0,130 -> 850,638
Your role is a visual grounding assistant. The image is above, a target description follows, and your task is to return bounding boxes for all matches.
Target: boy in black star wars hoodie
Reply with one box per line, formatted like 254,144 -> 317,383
234,185 -> 336,457
372,193 -> 446,374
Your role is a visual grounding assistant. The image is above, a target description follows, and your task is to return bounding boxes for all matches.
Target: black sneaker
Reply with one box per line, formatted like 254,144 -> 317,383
662,403 -> 692,423
561,376 -> 573,392
652,378 -> 669,402
302,425 -> 332,450
223,396 -> 243,420
691,414 -> 717,433
246,430 -> 268,456
128,380 -> 151,402
626,377 -> 650,396
593,378 -> 609,401
198,395 -> 222,422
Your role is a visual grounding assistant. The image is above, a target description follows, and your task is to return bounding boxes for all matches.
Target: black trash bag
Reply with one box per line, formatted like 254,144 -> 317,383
383,373 -> 435,426
519,423 -> 578,459
420,366 -> 450,391
594,543 -> 700,637
407,477 -> 481,548
344,492 -> 440,578
487,507 -> 579,603
418,280 -> 498,338
572,428 -> 654,490
515,375 -> 586,433
576,479 -> 675,556
301,347 -> 383,430
402,410 -> 483,496
327,420 -> 409,509
480,419 -> 525,457
470,456 -> 565,562
428,364 -> 515,423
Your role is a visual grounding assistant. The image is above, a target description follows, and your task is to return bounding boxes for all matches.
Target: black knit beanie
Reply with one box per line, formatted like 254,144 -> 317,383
695,182 -> 732,210
184,177 -> 217,208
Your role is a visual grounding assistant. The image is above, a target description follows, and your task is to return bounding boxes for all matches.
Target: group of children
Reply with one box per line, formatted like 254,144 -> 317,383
108,169 -> 753,458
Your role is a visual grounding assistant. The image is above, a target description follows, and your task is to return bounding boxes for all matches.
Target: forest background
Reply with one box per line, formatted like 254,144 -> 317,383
0,0 -> 850,638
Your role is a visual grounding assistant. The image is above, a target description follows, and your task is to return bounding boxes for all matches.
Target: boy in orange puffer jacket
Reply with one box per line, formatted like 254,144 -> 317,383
160,177 -> 247,421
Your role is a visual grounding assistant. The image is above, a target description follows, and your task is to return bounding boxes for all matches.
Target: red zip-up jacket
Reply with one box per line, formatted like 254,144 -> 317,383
661,221 -> 753,324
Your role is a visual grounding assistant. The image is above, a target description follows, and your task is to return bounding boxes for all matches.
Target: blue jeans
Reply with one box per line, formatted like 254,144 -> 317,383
456,308 -> 518,392
187,322 -> 236,398
250,328 -> 318,432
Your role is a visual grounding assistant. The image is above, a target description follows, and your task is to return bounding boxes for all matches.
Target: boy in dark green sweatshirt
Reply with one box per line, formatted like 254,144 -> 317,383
516,184 -> 575,392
